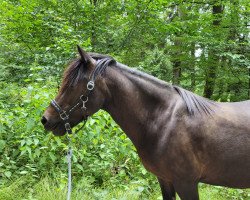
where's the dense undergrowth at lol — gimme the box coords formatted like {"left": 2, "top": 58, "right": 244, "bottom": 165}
{"left": 0, "top": 81, "right": 151, "bottom": 183}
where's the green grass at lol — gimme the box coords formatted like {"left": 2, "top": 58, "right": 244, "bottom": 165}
{"left": 0, "top": 177, "right": 249, "bottom": 200}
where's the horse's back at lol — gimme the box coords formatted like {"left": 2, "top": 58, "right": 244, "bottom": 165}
{"left": 195, "top": 100, "right": 250, "bottom": 188}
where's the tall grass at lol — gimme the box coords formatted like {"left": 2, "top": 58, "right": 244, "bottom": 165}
{"left": 0, "top": 176, "right": 249, "bottom": 200}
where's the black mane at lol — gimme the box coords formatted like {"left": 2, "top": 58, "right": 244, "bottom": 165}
{"left": 173, "top": 86, "right": 216, "bottom": 115}
{"left": 114, "top": 63, "right": 217, "bottom": 116}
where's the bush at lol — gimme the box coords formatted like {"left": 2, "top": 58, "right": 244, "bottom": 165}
{"left": 0, "top": 81, "right": 155, "bottom": 188}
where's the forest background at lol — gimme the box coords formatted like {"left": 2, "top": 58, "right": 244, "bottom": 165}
{"left": 0, "top": 0, "right": 249, "bottom": 199}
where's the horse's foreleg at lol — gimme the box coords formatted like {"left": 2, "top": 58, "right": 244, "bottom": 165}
{"left": 173, "top": 181, "right": 199, "bottom": 200}
{"left": 158, "top": 178, "right": 176, "bottom": 200}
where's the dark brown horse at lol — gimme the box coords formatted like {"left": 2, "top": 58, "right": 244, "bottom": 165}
{"left": 41, "top": 46, "right": 250, "bottom": 200}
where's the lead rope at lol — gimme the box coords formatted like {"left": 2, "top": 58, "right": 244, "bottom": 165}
{"left": 51, "top": 58, "right": 115, "bottom": 200}
{"left": 67, "top": 140, "right": 72, "bottom": 200}
{"left": 65, "top": 120, "right": 88, "bottom": 200}
{"left": 65, "top": 122, "right": 73, "bottom": 200}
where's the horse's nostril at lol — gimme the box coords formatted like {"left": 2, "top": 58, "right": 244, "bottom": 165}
{"left": 41, "top": 116, "right": 47, "bottom": 125}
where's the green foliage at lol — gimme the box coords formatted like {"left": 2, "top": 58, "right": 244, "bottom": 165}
{"left": 139, "top": 46, "right": 173, "bottom": 82}
{"left": 1, "top": 0, "right": 249, "bottom": 100}
{"left": 0, "top": 0, "right": 250, "bottom": 199}
{"left": 0, "top": 81, "right": 154, "bottom": 187}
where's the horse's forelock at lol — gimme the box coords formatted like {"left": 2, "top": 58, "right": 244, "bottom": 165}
{"left": 60, "top": 58, "right": 85, "bottom": 92}
{"left": 59, "top": 53, "right": 115, "bottom": 94}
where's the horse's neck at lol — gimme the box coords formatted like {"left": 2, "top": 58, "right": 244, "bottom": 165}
{"left": 102, "top": 66, "right": 178, "bottom": 147}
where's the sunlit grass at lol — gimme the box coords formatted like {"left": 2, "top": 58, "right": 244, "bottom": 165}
{"left": 0, "top": 177, "right": 249, "bottom": 200}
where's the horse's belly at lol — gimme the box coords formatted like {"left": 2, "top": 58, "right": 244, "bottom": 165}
{"left": 203, "top": 177, "right": 250, "bottom": 189}
{"left": 202, "top": 158, "right": 250, "bottom": 188}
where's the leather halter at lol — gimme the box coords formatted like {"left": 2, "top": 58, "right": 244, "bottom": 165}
{"left": 50, "top": 57, "right": 115, "bottom": 133}
{"left": 49, "top": 57, "right": 115, "bottom": 200}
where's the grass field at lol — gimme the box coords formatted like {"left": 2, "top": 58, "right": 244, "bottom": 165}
{"left": 0, "top": 176, "right": 249, "bottom": 200}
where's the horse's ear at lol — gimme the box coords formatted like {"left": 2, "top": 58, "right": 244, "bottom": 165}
{"left": 77, "top": 45, "right": 94, "bottom": 66}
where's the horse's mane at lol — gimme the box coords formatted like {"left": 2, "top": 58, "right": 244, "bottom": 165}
{"left": 88, "top": 52, "right": 113, "bottom": 60}
{"left": 61, "top": 53, "right": 216, "bottom": 116}
{"left": 113, "top": 61, "right": 217, "bottom": 116}
{"left": 173, "top": 86, "right": 216, "bottom": 115}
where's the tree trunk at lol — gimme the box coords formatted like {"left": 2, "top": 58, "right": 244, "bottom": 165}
{"left": 91, "top": 0, "right": 98, "bottom": 50}
{"left": 248, "top": 69, "right": 250, "bottom": 99}
{"left": 203, "top": 3, "right": 224, "bottom": 98}
{"left": 190, "top": 42, "right": 196, "bottom": 91}
{"left": 172, "top": 36, "right": 182, "bottom": 85}
{"left": 172, "top": 5, "right": 184, "bottom": 85}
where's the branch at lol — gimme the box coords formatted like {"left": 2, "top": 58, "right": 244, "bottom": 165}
{"left": 117, "top": 0, "right": 153, "bottom": 49}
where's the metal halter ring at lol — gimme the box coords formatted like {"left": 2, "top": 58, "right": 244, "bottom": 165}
{"left": 87, "top": 81, "right": 95, "bottom": 91}
{"left": 65, "top": 122, "right": 71, "bottom": 131}
{"left": 80, "top": 95, "right": 88, "bottom": 103}
{"left": 80, "top": 95, "right": 88, "bottom": 110}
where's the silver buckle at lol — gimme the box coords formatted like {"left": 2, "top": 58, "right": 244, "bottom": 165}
{"left": 60, "top": 111, "right": 69, "bottom": 120}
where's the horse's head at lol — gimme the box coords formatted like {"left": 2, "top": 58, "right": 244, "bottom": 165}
{"left": 41, "top": 46, "right": 111, "bottom": 136}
